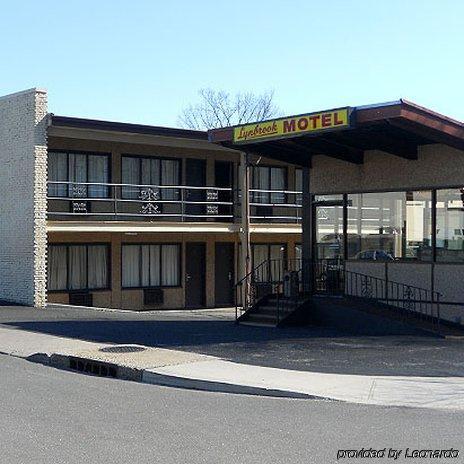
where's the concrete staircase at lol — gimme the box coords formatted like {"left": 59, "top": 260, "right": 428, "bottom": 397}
{"left": 239, "top": 295, "right": 308, "bottom": 327}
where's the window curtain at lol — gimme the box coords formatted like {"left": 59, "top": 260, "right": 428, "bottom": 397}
{"left": 252, "top": 167, "right": 270, "bottom": 204}
{"left": 140, "top": 245, "right": 161, "bottom": 287}
{"left": 88, "top": 156, "right": 109, "bottom": 198}
{"left": 69, "top": 154, "right": 88, "bottom": 198}
{"left": 48, "top": 152, "right": 68, "bottom": 197}
{"left": 48, "top": 245, "right": 67, "bottom": 290}
{"left": 88, "top": 245, "right": 108, "bottom": 288}
{"left": 161, "top": 160, "right": 180, "bottom": 200}
{"left": 161, "top": 245, "right": 179, "bottom": 285}
{"left": 122, "top": 245, "right": 140, "bottom": 287}
{"left": 68, "top": 246, "right": 87, "bottom": 290}
{"left": 122, "top": 157, "right": 140, "bottom": 199}
{"left": 270, "top": 244, "right": 285, "bottom": 281}
{"left": 252, "top": 244, "right": 268, "bottom": 282}
{"left": 141, "top": 158, "right": 160, "bottom": 200}
{"left": 270, "top": 167, "right": 285, "bottom": 204}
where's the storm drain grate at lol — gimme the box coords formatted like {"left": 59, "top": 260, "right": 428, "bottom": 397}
{"left": 99, "top": 345, "right": 146, "bottom": 354}
{"left": 69, "top": 357, "right": 118, "bottom": 378}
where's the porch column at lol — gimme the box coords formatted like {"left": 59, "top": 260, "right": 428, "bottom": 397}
{"left": 239, "top": 152, "right": 252, "bottom": 304}
{"left": 302, "top": 165, "right": 313, "bottom": 293}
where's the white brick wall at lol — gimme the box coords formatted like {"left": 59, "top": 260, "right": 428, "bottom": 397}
{"left": 0, "top": 88, "right": 48, "bottom": 307}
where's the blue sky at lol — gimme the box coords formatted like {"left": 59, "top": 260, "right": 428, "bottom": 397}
{"left": 2, "top": 0, "right": 463, "bottom": 126}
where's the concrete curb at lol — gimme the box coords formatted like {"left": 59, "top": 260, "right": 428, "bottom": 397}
{"left": 24, "top": 351, "right": 329, "bottom": 400}
{"left": 141, "top": 371, "right": 329, "bottom": 400}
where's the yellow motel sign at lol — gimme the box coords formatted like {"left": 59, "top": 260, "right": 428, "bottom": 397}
{"left": 232, "top": 107, "right": 351, "bottom": 144}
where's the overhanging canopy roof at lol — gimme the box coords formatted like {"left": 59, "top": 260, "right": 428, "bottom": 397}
{"left": 208, "top": 100, "right": 464, "bottom": 166}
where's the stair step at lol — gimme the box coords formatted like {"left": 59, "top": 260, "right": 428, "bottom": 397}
{"left": 248, "top": 312, "right": 277, "bottom": 321}
{"left": 267, "top": 299, "right": 305, "bottom": 307}
{"left": 240, "top": 321, "right": 276, "bottom": 328}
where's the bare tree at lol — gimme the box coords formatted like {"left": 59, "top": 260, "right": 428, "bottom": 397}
{"left": 178, "top": 88, "right": 280, "bottom": 130}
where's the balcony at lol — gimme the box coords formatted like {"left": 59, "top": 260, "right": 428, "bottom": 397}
{"left": 47, "top": 181, "right": 302, "bottom": 223}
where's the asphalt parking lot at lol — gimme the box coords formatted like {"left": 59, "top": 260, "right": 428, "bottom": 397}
{"left": 0, "top": 304, "right": 463, "bottom": 377}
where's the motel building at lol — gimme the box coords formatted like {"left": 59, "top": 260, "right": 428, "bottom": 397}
{"left": 1, "top": 88, "right": 464, "bottom": 335}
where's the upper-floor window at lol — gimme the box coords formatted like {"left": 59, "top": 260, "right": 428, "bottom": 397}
{"left": 48, "top": 151, "right": 110, "bottom": 198}
{"left": 251, "top": 166, "right": 286, "bottom": 204}
{"left": 121, "top": 156, "right": 180, "bottom": 200}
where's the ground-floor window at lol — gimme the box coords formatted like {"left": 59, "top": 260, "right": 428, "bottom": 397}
{"left": 48, "top": 244, "right": 110, "bottom": 291}
{"left": 347, "top": 191, "right": 432, "bottom": 261}
{"left": 436, "top": 188, "right": 464, "bottom": 262}
{"left": 251, "top": 243, "right": 286, "bottom": 282}
{"left": 315, "top": 194, "right": 344, "bottom": 261}
{"left": 122, "top": 244, "right": 180, "bottom": 288}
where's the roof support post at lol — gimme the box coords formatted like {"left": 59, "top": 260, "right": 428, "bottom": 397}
{"left": 239, "top": 151, "right": 252, "bottom": 308}
{"left": 302, "top": 164, "right": 313, "bottom": 295}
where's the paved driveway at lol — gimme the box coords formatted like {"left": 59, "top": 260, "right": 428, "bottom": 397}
{"left": 0, "top": 304, "right": 463, "bottom": 377}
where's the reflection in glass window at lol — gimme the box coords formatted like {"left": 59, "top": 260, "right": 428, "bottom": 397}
{"left": 315, "top": 195, "right": 344, "bottom": 262}
{"left": 436, "top": 189, "right": 464, "bottom": 262}
{"left": 347, "top": 191, "right": 432, "bottom": 261}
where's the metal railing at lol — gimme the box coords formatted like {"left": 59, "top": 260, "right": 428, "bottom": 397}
{"left": 47, "top": 181, "right": 303, "bottom": 223}
{"left": 47, "top": 181, "right": 234, "bottom": 221}
{"left": 235, "top": 258, "right": 442, "bottom": 332}
{"left": 234, "top": 258, "right": 304, "bottom": 324}
{"left": 249, "top": 188, "right": 302, "bottom": 223}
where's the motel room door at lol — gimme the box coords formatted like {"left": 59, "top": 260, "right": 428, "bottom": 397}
{"left": 185, "top": 242, "right": 206, "bottom": 308}
{"left": 214, "top": 242, "right": 234, "bottom": 307}
{"left": 186, "top": 159, "right": 206, "bottom": 219}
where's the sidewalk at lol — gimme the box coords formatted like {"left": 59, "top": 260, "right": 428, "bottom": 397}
{"left": 1, "top": 325, "right": 463, "bottom": 411}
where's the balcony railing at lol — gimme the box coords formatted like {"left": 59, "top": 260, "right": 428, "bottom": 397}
{"left": 47, "top": 181, "right": 302, "bottom": 223}
{"left": 250, "top": 188, "right": 302, "bottom": 222}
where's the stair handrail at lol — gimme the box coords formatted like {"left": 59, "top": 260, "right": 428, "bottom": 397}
{"left": 234, "top": 258, "right": 304, "bottom": 322}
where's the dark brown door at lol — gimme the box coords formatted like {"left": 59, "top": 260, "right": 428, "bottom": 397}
{"left": 186, "top": 159, "right": 206, "bottom": 219}
{"left": 214, "top": 242, "right": 234, "bottom": 307}
{"left": 215, "top": 161, "right": 233, "bottom": 219}
{"left": 185, "top": 242, "right": 206, "bottom": 308}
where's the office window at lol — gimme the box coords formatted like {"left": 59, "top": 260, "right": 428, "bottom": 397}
{"left": 251, "top": 166, "right": 286, "bottom": 204}
{"left": 48, "top": 244, "right": 110, "bottom": 291}
{"left": 122, "top": 244, "right": 180, "bottom": 288}
{"left": 436, "top": 188, "right": 464, "bottom": 262}
{"left": 251, "top": 243, "right": 286, "bottom": 282}
{"left": 347, "top": 191, "right": 432, "bottom": 260}
{"left": 121, "top": 156, "right": 180, "bottom": 200}
{"left": 48, "top": 151, "right": 109, "bottom": 198}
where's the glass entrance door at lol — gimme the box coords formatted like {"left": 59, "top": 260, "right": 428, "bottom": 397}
{"left": 314, "top": 195, "right": 345, "bottom": 293}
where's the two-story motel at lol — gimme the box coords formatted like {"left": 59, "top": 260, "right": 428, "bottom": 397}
{"left": 0, "top": 88, "right": 302, "bottom": 310}
{"left": 1, "top": 88, "right": 464, "bottom": 328}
